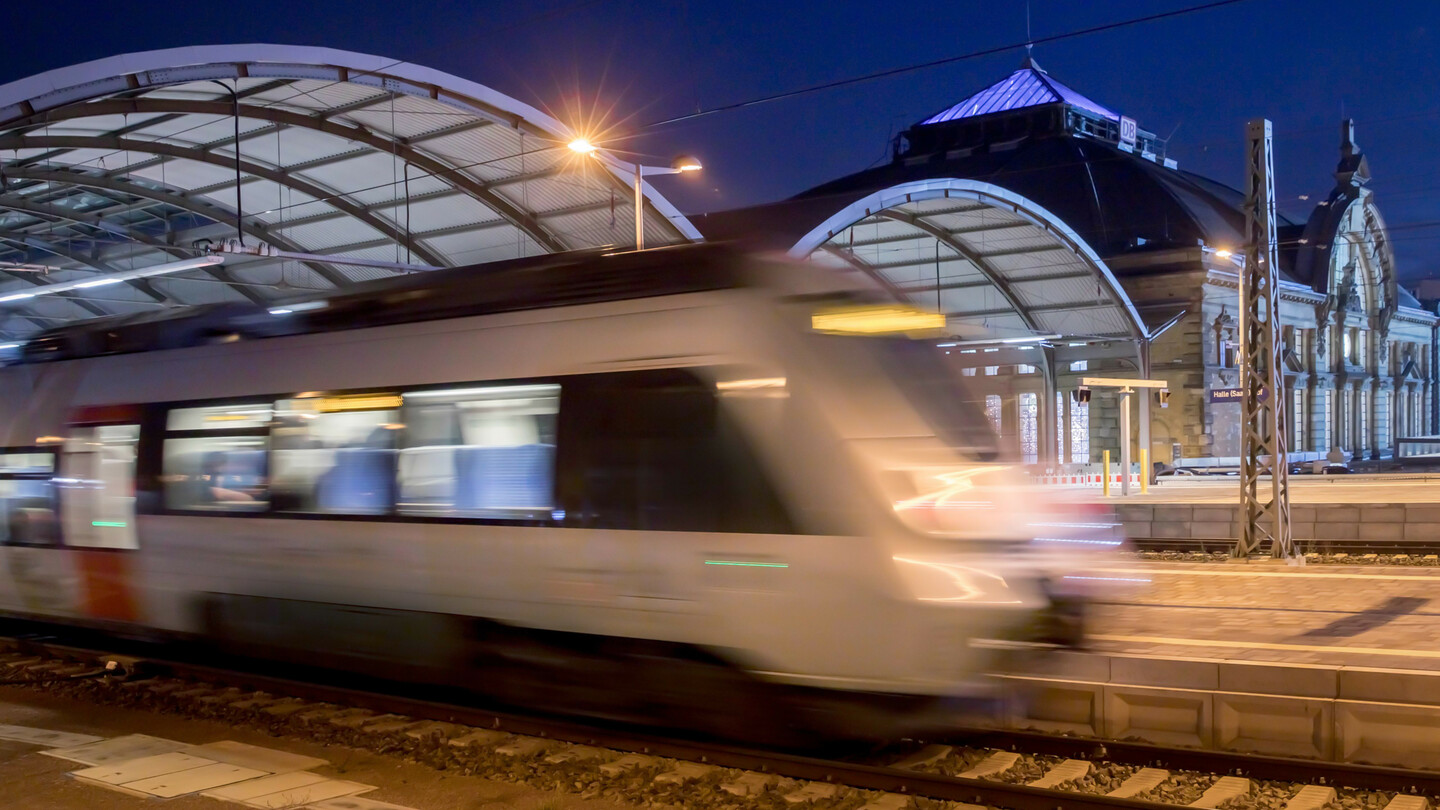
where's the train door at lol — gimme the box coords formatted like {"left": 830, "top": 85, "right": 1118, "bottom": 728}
{"left": 55, "top": 418, "right": 142, "bottom": 622}
{"left": 0, "top": 446, "right": 76, "bottom": 615}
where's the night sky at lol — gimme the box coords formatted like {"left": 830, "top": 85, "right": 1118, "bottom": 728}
{"left": 3, "top": 0, "right": 1437, "bottom": 280}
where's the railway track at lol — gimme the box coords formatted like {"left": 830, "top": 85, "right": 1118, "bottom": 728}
{"left": 0, "top": 631, "right": 1436, "bottom": 810}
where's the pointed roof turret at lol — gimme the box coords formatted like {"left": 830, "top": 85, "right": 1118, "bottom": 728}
{"left": 919, "top": 58, "right": 1119, "bottom": 126}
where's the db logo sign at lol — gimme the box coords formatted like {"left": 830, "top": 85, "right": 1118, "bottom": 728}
{"left": 1120, "top": 116, "right": 1138, "bottom": 147}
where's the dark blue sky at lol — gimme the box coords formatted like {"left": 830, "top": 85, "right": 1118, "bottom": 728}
{"left": 4, "top": 0, "right": 1437, "bottom": 279}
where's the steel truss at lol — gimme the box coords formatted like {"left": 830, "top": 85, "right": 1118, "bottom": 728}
{"left": 1237, "top": 119, "right": 1293, "bottom": 558}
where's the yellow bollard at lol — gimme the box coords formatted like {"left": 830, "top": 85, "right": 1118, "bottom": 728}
{"left": 1140, "top": 448, "right": 1149, "bottom": 494}
{"left": 1103, "top": 450, "right": 1111, "bottom": 497}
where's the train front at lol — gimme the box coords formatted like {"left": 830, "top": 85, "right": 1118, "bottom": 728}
{"left": 763, "top": 298, "right": 1126, "bottom": 734}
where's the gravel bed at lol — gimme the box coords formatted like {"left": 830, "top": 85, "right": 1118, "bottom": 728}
{"left": 1132, "top": 771, "right": 1215, "bottom": 806}
{"left": 1068, "top": 762, "right": 1139, "bottom": 795}
{"left": 1132, "top": 550, "right": 1440, "bottom": 566}
{"left": 909, "top": 746, "right": 997, "bottom": 777}
{"left": 992, "top": 752, "right": 1063, "bottom": 784}
{"left": 1222, "top": 778, "right": 1299, "bottom": 810}
{"left": 1333, "top": 787, "right": 1425, "bottom": 810}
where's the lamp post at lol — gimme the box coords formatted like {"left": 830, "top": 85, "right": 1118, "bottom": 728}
{"left": 568, "top": 139, "right": 701, "bottom": 250}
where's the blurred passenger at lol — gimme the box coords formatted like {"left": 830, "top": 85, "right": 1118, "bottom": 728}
{"left": 203, "top": 454, "right": 256, "bottom": 503}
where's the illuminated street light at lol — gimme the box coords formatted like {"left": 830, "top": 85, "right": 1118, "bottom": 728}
{"left": 568, "top": 137, "right": 702, "bottom": 250}
{"left": 1215, "top": 248, "right": 1233, "bottom": 259}
{"left": 631, "top": 155, "right": 703, "bottom": 250}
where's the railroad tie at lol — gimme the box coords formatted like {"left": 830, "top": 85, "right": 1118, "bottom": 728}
{"left": 1190, "top": 776, "right": 1253, "bottom": 808}
{"left": 958, "top": 751, "right": 1020, "bottom": 779}
{"left": 543, "top": 746, "right": 609, "bottom": 766}
{"left": 891, "top": 744, "right": 953, "bottom": 769}
{"left": 784, "top": 783, "right": 840, "bottom": 804}
{"left": 858, "top": 796, "right": 910, "bottom": 810}
{"left": 1028, "top": 759, "right": 1092, "bottom": 789}
{"left": 1108, "top": 768, "right": 1170, "bottom": 799}
{"left": 598, "top": 753, "right": 659, "bottom": 776}
{"left": 494, "top": 737, "right": 549, "bottom": 758}
{"left": 653, "top": 762, "right": 714, "bottom": 784}
{"left": 1382, "top": 796, "right": 1432, "bottom": 810}
{"left": 1285, "top": 785, "right": 1337, "bottom": 810}
{"left": 446, "top": 729, "right": 507, "bottom": 748}
{"left": 720, "top": 772, "right": 774, "bottom": 796}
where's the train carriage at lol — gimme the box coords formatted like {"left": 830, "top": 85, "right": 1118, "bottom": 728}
{"left": 0, "top": 244, "right": 1109, "bottom": 742}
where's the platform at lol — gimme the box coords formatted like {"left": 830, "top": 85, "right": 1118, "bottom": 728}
{"left": 992, "top": 560, "right": 1440, "bottom": 767}
{"left": 1069, "top": 476, "right": 1440, "bottom": 543}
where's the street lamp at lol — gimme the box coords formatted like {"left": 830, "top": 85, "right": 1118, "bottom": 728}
{"left": 567, "top": 139, "right": 701, "bottom": 250}
{"left": 632, "top": 155, "right": 702, "bottom": 250}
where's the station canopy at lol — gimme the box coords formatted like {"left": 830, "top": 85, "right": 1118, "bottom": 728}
{"left": 0, "top": 45, "right": 700, "bottom": 340}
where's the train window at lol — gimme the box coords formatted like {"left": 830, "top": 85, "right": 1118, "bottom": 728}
{"left": 0, "top": 448, "right": 58, "bottom": 547}
{"left": 398, "top": 384, "right": 559, "bottom": 519}
{"left": 58, "top": 425, "right": 140, "bottom": 549}
{"left": 558, "top": 370, "right": 795, "bottom": 534}
{"left": 162, "top": 435, "right": 270, "bottom": 511}
{"left": 166, "top": 404, "right": 273, "bottom": 431}
{"left": 270, "top": 396, "right": 400, "bottom": 515}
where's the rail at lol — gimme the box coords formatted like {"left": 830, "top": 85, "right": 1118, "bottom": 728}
{"left": 4, "top": 627, "right": 1440, "bottom": 810}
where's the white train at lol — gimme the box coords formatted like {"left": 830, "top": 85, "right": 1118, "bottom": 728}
{"left": 0, "top": 245, "right": 1112, "bottom": 743}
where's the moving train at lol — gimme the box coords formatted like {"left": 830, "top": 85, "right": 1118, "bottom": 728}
{"left": 0, "top": 244, "right": 1114, "bottom": 743}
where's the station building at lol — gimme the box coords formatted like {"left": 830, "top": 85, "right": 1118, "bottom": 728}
{"left": 703, "top": 58, "right": 1437, "bottom": 468}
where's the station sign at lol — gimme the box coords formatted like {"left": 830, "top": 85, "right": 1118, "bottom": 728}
{"left": 1119, "top": 116, "right": 1138, "bottom": 147}
{"left": 1209, "top": 387, "right": 1268, "bottom": 403}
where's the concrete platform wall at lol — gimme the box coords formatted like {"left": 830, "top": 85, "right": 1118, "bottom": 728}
{"left": 996, "top": 651, "right": 1440, "bottom": 768}
{"left": 1111, "top": 503, "right": 1440, "bottom": 545}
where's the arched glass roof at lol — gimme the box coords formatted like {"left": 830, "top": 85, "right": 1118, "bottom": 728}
{"left": 790, "top": 179, "right": 1145, "bottom": 342}
{"left": 0, "top": 45, "right": 700, "bottom": 339}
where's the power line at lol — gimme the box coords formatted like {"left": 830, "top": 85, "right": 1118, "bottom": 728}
{"left": 645, "top": 0, "right": 1258, "bottom": 128}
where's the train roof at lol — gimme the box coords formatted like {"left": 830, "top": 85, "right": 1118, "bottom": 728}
{"left": 15, "top": 244, "right": 775, "bottom": 365}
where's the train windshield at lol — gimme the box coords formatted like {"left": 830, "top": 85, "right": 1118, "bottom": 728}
{"left": 868, "top": 337, "right": 1000, "bottom": 461}
{"left": 809, "top": 331, "right": 999, "bottom": 460}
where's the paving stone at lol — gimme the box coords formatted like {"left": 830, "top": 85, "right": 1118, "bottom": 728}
{"left": 310, "top": 797, "right": 422, "bottom": 810}
{"left": 178, "top": 740, "right": 325, "bottom": 773}
{"left": 653, "top": 762, "right": 714, "bottom": 784}
{"left": 1382, "top": 796, "right": 1432, "bottom": 810}
{"left": 494, "top": 737, "right": 549, "bottom": 758}
{"left": 1190, "top": 776, "right": 1252, "bottom": 808}
{"left": 891, "top": 744, "right": 952, "bottom": 769}
{"left": 446, "top": 729, "right": 507, "bottom": 748}
{"left": 784, "top": 782, "right": 840, "bottom": 803}
{"left": 957, "top": 751, "right": 1019, "bottom": 779}
{"left": 1108, "top": 768, "right": 1170, "bottom": 799}
{"left": 543, "top": 746, "right": 609, "bottom": 765}
{"left": 720, "top": 772, "right": 773, "bottom": 797}
{"left": 598, "top": 753, "right": 660, "bottom": 776}
{"left": 1284, "top": 785, "right": 1337, "bottom": 810}
{"left": 1027, "top": 758, "right": 1091, "bottom": 789}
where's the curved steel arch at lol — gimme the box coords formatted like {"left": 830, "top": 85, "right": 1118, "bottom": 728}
{"left": 0, "top": 164, "right": 352, "bottom": 291}
{"left": 0, "top": 194, "right": 265, "bottom": 307}
{"left": 789, "top": 178, "right": 1147, "bottom": 341}
{"left": 0, "top": 44, "right": 703, "bottom": 245}
{"left": 0, "top": 132, "right": 450, "bottom": 269}
{"left": 875, "top": 208, "right": 1041, "bottom": 333}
